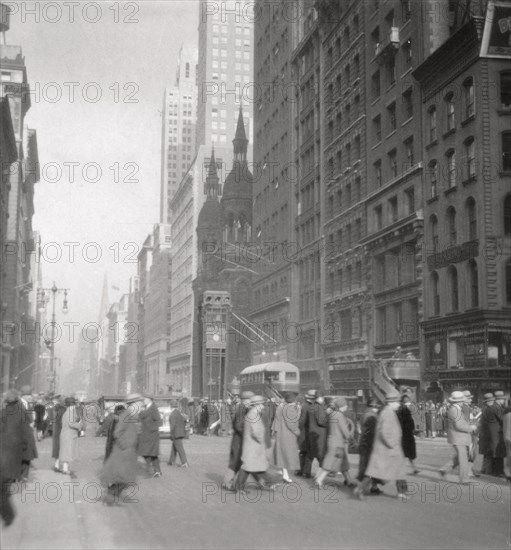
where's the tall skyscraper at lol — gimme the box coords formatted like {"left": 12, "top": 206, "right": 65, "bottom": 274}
{"left": 196, "top": 0, "right": 254, "bottom": 172}
{"left": 160, "top": 45, "right": 198, "bottom": 225}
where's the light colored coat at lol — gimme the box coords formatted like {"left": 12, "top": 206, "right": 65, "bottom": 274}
{"left": 365, "top": 405, "right": 406, "bottom": 481}
{"left": 241, "top": 404, "right": 269, "bottom": 473}
{"left": 272, "top": 402, "right": 300, "bottom": 471}
{"left": 59, "top": 406, "right": 82, "bottom": 463}
{"left": 446, "top": 403, "right": 472, "bottom": 446}
{"left": 322, "top": 410, "right": 351, "bottom": 473}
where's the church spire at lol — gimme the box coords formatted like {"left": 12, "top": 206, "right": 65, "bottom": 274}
{"left": 233, "top": 105, "right": 248, "bottom": 162}
{"left": 205, "top": 147, "right": 220, "bottom": 199}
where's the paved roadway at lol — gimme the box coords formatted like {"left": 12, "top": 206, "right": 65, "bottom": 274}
{"left": 2, "top": 425, "right": 510, "bottom": 550}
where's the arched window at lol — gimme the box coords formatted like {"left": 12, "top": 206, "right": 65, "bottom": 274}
{"left": 463, "top": 77, "right": 475, "bottom": 119}
{"left": 430, "top": 214, "right": 439, "bottom": 252}
{"left": 466, "top": 197, "right": 477, "bottom": 241}
{"left": 448, "top": 265, "right": 459, "bottom": 312}
{"left": 468, "top": 260, "right": 478, "bottom": 308}
{"left": 465, "top": 137, "right": 476, "bottom": 180}
{"left": 503, "top": 131, "right": 511, "bottom": 171}
{"left": 431, "top": 271, "right": 440, "bottom": 315}
{"left": 446, "top": 149, "right": 456, "bottom": 188}
{"left": 445, "top": 92, "right": 455, "bottom": 131}
{"left": 353, "top": 15, "right": 359, "bottom": 35}
{"left": 504, "top": 194, "right": 511, "bottom": 234}
{"left": 428, "top": 105, "right": 437, "bottom": 143}
{"left": 506, "top": 259, "right": 511, "bottom": 304}
{"left": 446, "top": 206, "right": 456, "bottom": 244}
{"left": 429, "top": 160, "right": 438, "bottom": 198}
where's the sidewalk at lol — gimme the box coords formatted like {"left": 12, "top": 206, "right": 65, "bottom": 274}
{"left": 2, "top": 442, "right": 86, "bottom": 550}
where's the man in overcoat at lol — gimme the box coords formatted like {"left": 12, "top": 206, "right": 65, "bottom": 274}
{"left": 52, "top": 395, "right": 66, "bottom": 472}
{"left": 222, "top": 391, "right": 253, "bottom": 490}
{"left": 296, "top": 392, "right": 313, "bottom": 478}
{"left": 137, "top": 396, "right": 162, "bottom": 477}
{"left": 396, "top": 394, "right": 418, "bottom": 474}
{"left": 356, "top": 398, "right": 382, "bottom": 493}
{"left": 272, "top": 392, "right": 300, "bottom": 483}
{"left": 355, "top": 388, "right": 407, "bottom": 499}
{"left": 479, "top": 392, "right": 504, "bottom": 475}
{"left": 440, "top": 391, "right": 477, "bottom": 484}
{"left": 0, "top": 390, "right": 30, "bottom": 526}
{"left": 168, "top": 400, "right": 189, "bottom": 467}
{"left": 306, "top": 390, "right": 328, "bottom": 470}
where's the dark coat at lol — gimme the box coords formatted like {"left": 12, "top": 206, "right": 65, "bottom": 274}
{"left": 52, "top": 404, "right": 66, "bottom": 459}
{"left": 307, "top": 402, "right": 328, "bottom": 463}
{"left": 0, "top": 400, "right": 31, "bottom": 480}
{"left": 357, "top": 409, "right": 378, "bottom": 481}
{"left": 104, "top": 416, "right": 119, "bottom": 462}
{"left": 298, "top": 401, "right": 312, "bottom": 453}
{"left": 137, "top": 402, "right": 161, "bottom": 457}
{"left": 479, "top": 404, "right": 504, "bottom": 457}
{"left": 169, "top": 409, "right": 186, "bottom": 439}
{"left": 34, "top": 403, "right": 46, "bottom": 431}
{"left": 228, "top": 402, "right": 245, "bottom": 472}
{"left": 100, "top": 409, "right": 140, "bottom": 486}
{"left": 22, "top": 421, "right": 38, "bottom": 462}
{"left": 397, "top": 404, "right": 417, "bottom": 460}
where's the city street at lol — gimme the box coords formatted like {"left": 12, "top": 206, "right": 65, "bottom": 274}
{"left": 3, "top": 426, "right": 510, "bottom": 550}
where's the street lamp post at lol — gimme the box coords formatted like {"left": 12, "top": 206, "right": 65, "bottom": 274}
{"left": 38, "top": 283, "right": 69, "bottom": 395}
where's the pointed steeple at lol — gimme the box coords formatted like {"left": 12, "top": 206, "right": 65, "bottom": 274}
{"left": 233, "top": 105, "right": 248, "bottom": 162}
{"left": 98, "top": 272, "right": 109, "bottom": 323}
{"left": 205, "top": 147, "right": 220, "bottom": 199}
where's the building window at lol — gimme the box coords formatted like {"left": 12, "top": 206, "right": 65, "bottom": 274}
{"left": 372, "top": 70, "right": 381, "bottom": 99}
{"left": 402, "top": 0, "right": 412, "bottom": 21}
{"left": 387, "top": 55, "right": 396, "bottom": 86}
{"left": 340, "top": 310, "right": 352, "bottom": 341}
{"left": 447, "top": 206, "right": 457, "bottom": 244}
{"left": 374, "top": 159, "right": 382, "bottom": 187}
{"left": 387, "top": 102, "right": 397, "bottom": 132}
{"left": 463, "top": 77, "right": 475, "bottom": 119}
{"left": 389, "top": 196, "right": 398, "bottom": 222}
{"left": 501, "top": 71, "right": 511, "bottom": 108}
{"left": 504, "top": 194, "right": 511, "bottom": 234}
{"left": 402, "top": 88, "right": 413, "bottom": 119}
{"left": 466, "top": 197, "right": 477, "bottom": 241}
{"left": 354, "top": 135, "right": 361, "bottom": 160}
{"left": 405, "top": 187, "right": 415, "bottom": 214}
{"left": 465, "top": 137, "right": 476, "bottom": 180}
{"left": 446, "top": 149, "right": 456, "bottom": 188}
{"left": 373, "top": 115, "right": 382, "bottom": 143}
{"left": 448, "top": 265, "right": 459, "bottom": 312}
{"left": 428, "top": 106, "right": 437, "bottom": 143}
{"left": 431, "top": 272, "right": 440, "bottom": 315}
{"left": 403, "top": 38, "right": 412, "bottom": 68}
{"left": 430, "top": 214, "right": 439, "bottom": 252}
{"left": 446, "top": 92, "right": 455, "bottom": 131}
{"left": 375, "top": 205, "right": 383, "bottom": 230}
{"left": 507, "top": 259, "right": 511, "bottom": 304}
{"left": 468, "top": 260, "right": 478, "bottom": 308}
{"left": 429, "top": 160, "right": 438, "bottom": 198}
{"left": 388, "top": 149, "right": 398, "bottom": 178}
{"left": 503, "top": 131, "right": 511, "bottom": 171}
{"left": 404, "top": 137, "right": 414, "bottom": 168}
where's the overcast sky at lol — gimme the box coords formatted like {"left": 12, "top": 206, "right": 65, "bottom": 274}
{"left": 7, "top": 1, "right": 199, "bottom": 377}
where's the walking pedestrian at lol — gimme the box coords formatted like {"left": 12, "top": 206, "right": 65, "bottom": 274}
{"left": 296, "top": 391, "right": 313, "bottom": 478}
{"left": 222, "top": 391, "right": 253, "bottom": 491}
{"left": 315, "top": 396, "right": 354, "bottom": 489}
{"left": 396, "top": 395, "right": 418, "bottom": 474}
{"left": 104, "top": 405, "right": 125, "bottom": 462}
{"left": 355, "top": 388, "right": 407, "bottom": 499}
{"left": 0, "top": 389, "right": 30, "bottom": 527}
{"left": 440, "top": 391, "right": 478, "bottom": 484}
{"left": 138, "top": 395, "right": 162, "bottom": 477}
{"left": 236, "top": 395, "right": 272, "bottom": 492}
{"left": 20, "top": 408, "right": 38, "bottom": 482}
{"left": 503, "top": 400, "right": 511, "bottom": 482}
{"left": 307, "top": 390, "right": 328, "bottom": 471}
{"left": 168, "top": 400, "right": 189, "bottom": 468}
{"left": 478, "top": 392, "right": 505, "bottom": 476}
{"left": 33, "top": 398, "right": 46, "bottom": 441}
{"left": 59, "top": 396, "right": 83, "bottom": 476}
{"left": 99, "top": 393, "right": 143, "bottom": 505}
{"left": 52, "top": 395, "right": 66, "bottom": 472}
{"left": 272, "top": 392, "right": 300, "bottom": 484}
{"left": 356, "top": 398, "right": 382, "bottom": 494}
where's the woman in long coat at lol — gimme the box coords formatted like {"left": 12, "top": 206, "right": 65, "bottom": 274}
{"left": 355, "top": 390, "right": 407, "bottom": 499}
{"left": 59, "top": 397, "right": 83, "bottom": 475}
{"left": 137, "top": 397, "right": 162, "bottom": 477}
{"left": 396, "top": 395, "right": 418, "bottom": 474}
{"left": 104, "top": 405, "right": 126, "bottom": 462}
{"left": 99, "top": 405, "right": 140, "bottom": 505}
{"left": 314, "top": 397, "right": 353, "bottom": 488}
{"left": 20, "top": 410, "right": 38, "bottom": 481}
{"left": 52, "top": 397, "right": 66, "bottom": 471}
{"left": 236, "top": 396, "right": 270, "bottom": 491}
{"left": 272, "top": 392, "right": 300, "bottom": 483}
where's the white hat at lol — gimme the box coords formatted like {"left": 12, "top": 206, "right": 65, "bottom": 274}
{"left": 448, "top": 391, "right": 466, "bottom": 403}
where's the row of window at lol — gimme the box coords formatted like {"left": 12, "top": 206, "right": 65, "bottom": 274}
{"left": 327, "top": 262, "right": 364, "bottom": 297}
{"left": 325, "top": 307, "right": 364, "bottom": 343}
{"left": 327, "top": 176, "right": 362, "bottom": 219}
{"left": 430, "top": 198, "right": 477, "bottom": 250}
{"left": 376, "top": 298, "right": 419, "bottom": 346}
{"left": 327, "top": 219, "right": 363, "bottom": 256}
{"left": 372, "top": 136, "right": 415, "bottom": 188}
{"left": 431, "top": 261, "right": 479, "bottom": 315}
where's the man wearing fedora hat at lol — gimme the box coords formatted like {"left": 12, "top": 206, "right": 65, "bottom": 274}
{"left": 478, "top": 392, "right": 506, "bottom": 476}
{"left": 296, "top": 390, "right": 315, "bottom": 478}
{"left": 137, "top": 395, "right": 163, "bottom": 478}
{"left": 439, "top": 391, "right": 477, "bottom": 484}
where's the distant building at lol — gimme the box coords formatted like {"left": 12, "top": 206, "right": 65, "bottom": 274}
{"left": 160, "top": 45, "right": 198, "bottom": 225}
{"left": 123, "top": 276, "right": 139, "bottom": 394}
